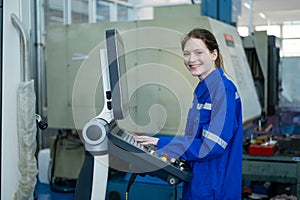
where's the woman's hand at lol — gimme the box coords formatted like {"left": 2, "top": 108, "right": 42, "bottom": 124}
{"left": 134, "top": 135, "right": 159, "bottom": 146}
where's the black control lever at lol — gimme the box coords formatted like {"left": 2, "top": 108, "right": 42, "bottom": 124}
{"left": 170, "top": 157, "right": 191, "bottom": 172}
{"left": 35, "top": 114, "right": 48, "bottom": 130}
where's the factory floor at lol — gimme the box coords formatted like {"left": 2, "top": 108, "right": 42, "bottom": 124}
{"left": 34, "top": 173, "right": 182, "bottom": 200}
{"left": 34, "top": 177, "right": 298, "bottom": 200}
{"left": 34, "top": 181, "right": 74, "bottom": 200}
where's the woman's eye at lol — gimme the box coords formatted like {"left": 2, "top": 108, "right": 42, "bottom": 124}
{"left": 195, "top": 51, "right": 202, "bottom": 55}
{"left": 183, "top": 52, "right": 190, "bottom": 57}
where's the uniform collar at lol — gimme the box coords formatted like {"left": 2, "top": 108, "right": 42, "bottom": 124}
{"left": 194, "top": 68, "right": 224, "bottom": 98}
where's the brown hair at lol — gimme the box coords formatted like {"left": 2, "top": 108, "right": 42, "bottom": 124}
{"left": 181, "top": 28, "right": 225, "bottom": 71}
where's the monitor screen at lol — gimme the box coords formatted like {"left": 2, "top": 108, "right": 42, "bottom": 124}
{"left": 105, "top": 28, "right": 129, "bottom": 120}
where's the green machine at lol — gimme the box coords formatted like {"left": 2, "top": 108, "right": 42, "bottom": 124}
{"left": 45, "top": 4, "right": 264, "bottom": 199}
{"left": 46, "top": 4, "right": 261, "bottom": 133}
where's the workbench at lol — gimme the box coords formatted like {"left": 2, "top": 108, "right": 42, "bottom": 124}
{"left": 243, "top": 154, "right": 300, "bottom": 197}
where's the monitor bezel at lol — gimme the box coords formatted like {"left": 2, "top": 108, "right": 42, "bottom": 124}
{"left": 105, "top": 28, "right": 129, "bottom": 120}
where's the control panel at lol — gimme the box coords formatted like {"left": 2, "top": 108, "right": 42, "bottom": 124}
{"left": 108, "top": 125, "right": 193, "bottom": 185}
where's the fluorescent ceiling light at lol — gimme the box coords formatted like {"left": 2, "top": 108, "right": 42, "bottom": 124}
{"left": 259, "top": 12, "right": 266, "bottom": 19}
{"left": 244, "top": 2, "right": 250, "bottom": 9}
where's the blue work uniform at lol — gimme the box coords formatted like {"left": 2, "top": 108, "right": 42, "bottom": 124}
{"left": 157, "top": 68, "right": 243, "bottom": 200}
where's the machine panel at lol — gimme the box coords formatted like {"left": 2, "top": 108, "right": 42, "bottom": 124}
{"left": 108, "top": 125, "right": 193, "bottom": 185}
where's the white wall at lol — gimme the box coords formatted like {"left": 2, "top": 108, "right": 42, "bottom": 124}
{"left": 1, "top": 0, "right": 32, "bottom": 199}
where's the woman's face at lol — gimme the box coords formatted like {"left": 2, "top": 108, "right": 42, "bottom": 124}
{"left": 183, "top": 38, "right": 217, "bottom": 79}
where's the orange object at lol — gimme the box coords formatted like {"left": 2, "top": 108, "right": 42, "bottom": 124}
{"left": 160, "top": 153, "right": 169, "bottom": 162}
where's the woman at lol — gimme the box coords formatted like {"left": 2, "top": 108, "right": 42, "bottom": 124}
{"left": 134, "top": 28, "right": 243, "bottom": 200}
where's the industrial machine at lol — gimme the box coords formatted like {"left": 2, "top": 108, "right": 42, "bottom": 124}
{"left": 242, "top": 32, "right": 281, "bottom": 116}
{"left": 46, "top": 5, "right": 263, "bottom": 200}
{"left": 47, "top": 5, "right": 261, "bottom": 132}
{"left": 74, "top": 28, "right": 193, "bottom": 200}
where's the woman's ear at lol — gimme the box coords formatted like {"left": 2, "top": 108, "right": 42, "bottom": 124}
{"left": 211, "top": 49, "right": 218, "bottom": 61}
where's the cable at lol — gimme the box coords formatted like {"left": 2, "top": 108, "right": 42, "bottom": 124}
{"left": 125, "top": 173, "right": 137, "bottom": 200}
{"left": 174, "top": 185, "right": 177, "bottom": 200}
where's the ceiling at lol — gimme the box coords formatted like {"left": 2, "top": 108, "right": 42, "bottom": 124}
{"left": 238, "top": 0, "right": 300, "bottom": 26}
{"left": 46, "top": 0, "right": 300, "bottom": 27}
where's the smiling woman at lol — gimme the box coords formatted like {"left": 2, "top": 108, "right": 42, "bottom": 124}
{"left": 181, "top": 29, "right": 223, "bottom": 81}
{"left": 182, "top": 38, "right": 217, "bottom": 80}
{"left": 134, "top": 28, "right": 244, "bottom": 200}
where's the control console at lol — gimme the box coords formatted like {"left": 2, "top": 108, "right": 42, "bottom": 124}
{"left": 108, "top": 124, "right": 193, "bottom": 185}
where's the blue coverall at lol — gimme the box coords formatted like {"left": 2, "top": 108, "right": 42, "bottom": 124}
{"left": 157, "top": 68, "right": 243, "bottom": 200}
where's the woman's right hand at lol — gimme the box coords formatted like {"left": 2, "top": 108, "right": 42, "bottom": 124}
{"left": 133, "top": 135, "right": 159, "bottom": 146}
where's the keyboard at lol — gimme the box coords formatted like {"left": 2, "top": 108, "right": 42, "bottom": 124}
{"left": 108, "top": 125, "right": 193, "bottom": 185}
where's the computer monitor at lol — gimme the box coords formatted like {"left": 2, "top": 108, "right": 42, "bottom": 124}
{"left": 105, "top": 28, "right": 129, "bottom": 120}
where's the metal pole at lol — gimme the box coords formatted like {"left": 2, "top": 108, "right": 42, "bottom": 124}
{"left": 11, "top": 13, "right": 30, "bottom": 82}
{"left": 248, "top": 0, "right": 253, "bottom": 35}
{"left": 88, "top": 0, "right": 96, "bottom": 23}
{"left": 64, "top": 0, "right": 71, "bottom": 25}
{"left": 35, "top": 0, "right": 46, "bottom": 149}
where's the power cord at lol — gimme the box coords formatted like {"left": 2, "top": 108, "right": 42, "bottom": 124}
{"left": 174, "top": 185, "right": 178, "bottom": 200}
{"left": 125, "top": 173, "right": 137, "bottom": 200}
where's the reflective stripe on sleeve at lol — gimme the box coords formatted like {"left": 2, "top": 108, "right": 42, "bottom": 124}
{"left": 197, "top": 92, "right": 239, "bottom": 111}
{"left": 197, "top": 103, "right": 212, "bottom": 110}
{"left": 197, "top": 92, "right": 239, "bottom": 110}
{"left": 235, "top": 92, "right": 240, "bottom": 99}
{"left": 202, "top": 129, "right": 228, "bottom": 149}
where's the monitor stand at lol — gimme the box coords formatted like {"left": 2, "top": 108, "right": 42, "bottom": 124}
{"left": 74, "top": 49, "right": 114, "bottom": 200}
